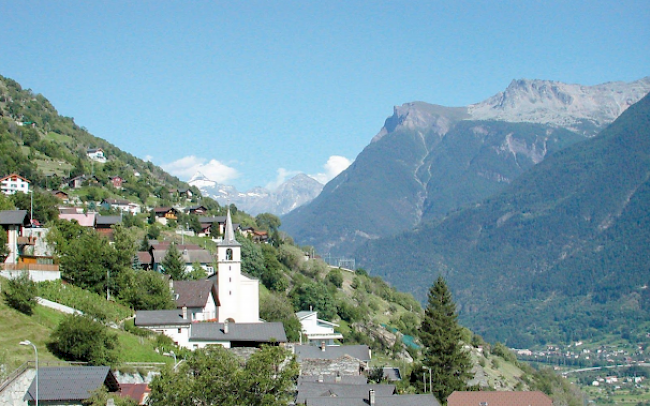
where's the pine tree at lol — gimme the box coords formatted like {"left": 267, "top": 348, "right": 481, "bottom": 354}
{"left": 162, "top": 243, "right": 185, "bottom": 280}
{"left": 419, "top": 276, "right": 472, "bottom": 403}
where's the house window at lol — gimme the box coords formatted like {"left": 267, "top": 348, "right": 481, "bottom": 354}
{"left": 229, "top": 277, "right": 231, "bottom": 282}
{"left": 229, "top": 291, "right": 232, "bottom": 295}
{"left": 226, "top": 249, "right": 233, "bottom": 260}
{"left": 178, "top": 328, "right": 182, "bottom": 333}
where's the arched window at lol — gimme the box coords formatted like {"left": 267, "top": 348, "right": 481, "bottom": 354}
{"left": 226, "top": 248, "right": 233, "bottom": 260}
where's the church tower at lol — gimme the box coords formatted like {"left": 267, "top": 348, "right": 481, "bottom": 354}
{"left": 216, "top": 208, "right": 241, "bottom": 322}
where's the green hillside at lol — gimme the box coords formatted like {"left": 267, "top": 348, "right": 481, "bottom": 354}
{"left": 0, "top": 75, "right": 196, "bottom": 211}
{"left": 358, "top": 92, "right": 650, "bottom": 347}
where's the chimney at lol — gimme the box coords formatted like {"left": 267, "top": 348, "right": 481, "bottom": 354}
{"left": 182, "top": 306, "right": 187, "bottom": 320}
{"left": 317, "top": 374, "right": 323, "bottom": 383}
{"left": 335, "top": 373, "right": 341, "bottom": 383}
{"left": 321, "top": 341, "right": 326, "bottom": 352}
{"left": 224, "top": 319, "right": 229, "bottom": 334}
{"left": 369, "top": 389, "right": 376, "bottom": 405}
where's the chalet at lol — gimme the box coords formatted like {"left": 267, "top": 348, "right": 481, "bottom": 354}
{"left": 51, "top": 190, "right": 70, "bottom": 203}
{"left": 447, "top": 391, "right": 552, "bottom": 406}
{"left": 87, "top": 147, "right": 107, "bottom": 163}
{"left": 198, "top": 216, "right": 240, "bottom": 238}
{"left": 0, "top": 173, "right": 30, "bottom": 195}
{"left": 178, "top": 187, "right": 193, "bottom": 199}
{"left": 240, "top": 226, "right": 269, "bottom": 243}
{"left": 186, "top": 205, "right": 208, "bottom": 215}
{"left": 134, "top": 309, "right": 192, "bottom": 348}
{"left": 108, "top": 175, "right": 123, "bottom": 189}
{"left": 67, "top": 175, "right": 100, "bottom": 189}
{"left": 297, "top": 310, "right": 344, "bottom": 346}
{"left": 153, "top": 207, "right": 179, "bottom": 225}
{"left": 24, "top": 366, "right": 120, "bottom": 405}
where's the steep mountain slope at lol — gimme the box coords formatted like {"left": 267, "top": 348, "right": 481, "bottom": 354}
{"left": 189, "top": 172, "right": 323, "bottom": 216}
{"left": 283, "top": 77, "right": 650, "bottom": 257}
{"left": 357, "top": 92, "right": 650, "bottom": 347}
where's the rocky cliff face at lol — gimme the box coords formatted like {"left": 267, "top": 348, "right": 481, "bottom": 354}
{"left": 189, "top": 172, "right": 323, "bottom": 216}
{"left": 468, "top": 77, "right": 650, "bottom": 135}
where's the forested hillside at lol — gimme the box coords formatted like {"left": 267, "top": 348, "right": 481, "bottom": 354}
{"left": 358, "top": 92, "right": 650, "bottom": 347}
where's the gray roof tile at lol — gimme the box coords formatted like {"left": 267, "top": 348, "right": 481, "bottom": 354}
{"left": 25, "top": 366, "right": 119, "bottom": 402}
{"left": 294, "top": 345, "right": 371, "bottom": 361}
{"left": 0, "top": 210, "right": 29, "bottom": 226}
{"left": 190, "top": 322, "right": 287, "bottom": 343}
{"left": 134, "top": 310, "right": 192, "bottom": 326}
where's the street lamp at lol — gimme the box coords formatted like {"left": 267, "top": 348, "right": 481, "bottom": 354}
{"left": 20, "top": 340, "right": 38, "bottom": 406}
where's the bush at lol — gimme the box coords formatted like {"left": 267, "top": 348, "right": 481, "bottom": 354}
{"left": 3, "top": 273, "right": 38, "bottom": 315}
{"left": 50, "top": 314, "right": 119, "bottom": 366}
{"left": 326, "top": 269, "right": 344, "bottom": 288}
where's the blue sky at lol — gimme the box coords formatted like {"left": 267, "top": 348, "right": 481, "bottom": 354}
{"left": 1, "top": 1, "right": 648, "bottom": 191}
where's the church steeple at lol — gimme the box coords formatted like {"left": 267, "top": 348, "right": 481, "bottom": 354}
{"left": 219, "top": 208, "right": 240, "bottom": 246}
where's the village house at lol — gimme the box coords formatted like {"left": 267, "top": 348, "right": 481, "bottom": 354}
{"left": 0, "top": 173, "right": 30, "bottom": 195}
{"left": 170, "top": 279, "right": 218, "bottom": 321}
{"left": 294, "top": 344, "right": 372, "bottom": 378}
{"left": 295, "top": 380, "right": 440, "bottom": 406}
{"left": 153, "top": 207, "right": 179, "bottom": 225}
{"left": 297, "top": 310, "right": 344, "bottom": 346}
{"left": 108, "top": 175, "right": 123, "bottom": 189}
{"left": 101, "top": 198, "right": 140, "bottom": 214}
{"left": 86, "top": 147, "right": 107, "bottom": 163}
{"left": 447, "top": 391, "right": 552, "bottom": 406}
{"left": 240, "top": 226, "right": 269, "bottom": 243}
{"left": 148, "top": 242, "right": 215, "bottom": 275}
{"left": 51, "top": 190, "right": 70, "bottom": 203}
{"left": 185, "top": 205, "right": 208, "bottom": 215}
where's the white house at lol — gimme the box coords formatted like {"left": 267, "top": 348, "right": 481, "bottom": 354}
{"left": 297, "top": 310, "right": 344, "bottom": 346}
{"left": 87, "top": 148, "right": 107, "bottom": 163}
{"left": 0, "top": 174, "right": 30, "bottom": 195}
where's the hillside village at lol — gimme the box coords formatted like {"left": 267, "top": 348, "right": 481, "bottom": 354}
{"left": 0, "top": 155, "right": 566, "bottom": 404}
{"left": 3, "top": 75, "right": 648, "bottom": 405}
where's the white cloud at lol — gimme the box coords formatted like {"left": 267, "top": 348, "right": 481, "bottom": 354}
{"left": 310, "top": 155, "right": 352, "bottom": 184}
{"left": 161, "top": 155, "right": 239, "bottom": 183}
{"left": 266, "top": 168, "right": 300, "bottom": 190}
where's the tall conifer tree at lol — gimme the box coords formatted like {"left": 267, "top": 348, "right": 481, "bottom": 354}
{"left": 420, "top": 276, "right": 472, "bottom": 403}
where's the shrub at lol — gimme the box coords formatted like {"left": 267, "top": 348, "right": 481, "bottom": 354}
{"left": 3, "top": 273, "right": 38, "bottom": 315}
{"left": 50, "top": 314, "right": 119, "bottom": 366}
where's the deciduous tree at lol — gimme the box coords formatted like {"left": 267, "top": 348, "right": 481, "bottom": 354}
{"left": 3, "top": 272, "right": 38, "bottom": 315}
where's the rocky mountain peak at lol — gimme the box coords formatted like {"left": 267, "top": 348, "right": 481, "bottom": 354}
{"left": 372, "top": 102, "right": 469, "bottom": 142}
{"left": 468, "top": 77, "right": 650, "bottom": 135}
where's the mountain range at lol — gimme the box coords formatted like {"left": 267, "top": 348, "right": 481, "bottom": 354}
{"left": 282, "top": 77, "right": 650, "bottom": 257}
{"left": 188, "top": 172, "right": 323, "bottom": 216}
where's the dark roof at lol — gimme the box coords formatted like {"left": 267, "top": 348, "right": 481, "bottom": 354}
{"left": 95, "top": 215, "right": 122, "bottom": 226}
{"left": 298, "top": 375, "right": 368, "bottom": 385}
{"left": 447, "top": 391, "right": 552, "bottom": 406}
{"left": 0, "top": 210, "right": 29, "bottom": 226}
{"left": 294, "top": 345, "right": 371, "bottom": 361}
{"left": 305, "top": 394, "right": 439, "bottom": 406}
{"left": 150, "top": 242, "right": 202, "bottom": 251}
{"left": 198, "top": 215, "right": 226, "bottom": 224}
{"left": 25, "top": 366, "right": 119, "bottom": 402}
{"left": 190, "top": 322, "right": 287, "bottom": 343}
{"left": 383, "top": 367, "right": 402, "bottom": 381}
{"left": 296, "top": 382, "right": 395, "bottom": 404}
{"left": 102, "top": 198, "right": 131, "bottom": 205}
{"left": 152, "top": 249, "right": 214, "bottom": 265}
{"left": 153, "top": 207, "right": 177, "bottom": 214}
{"left": 134, "top": 310, "right": 192, "bottom": 326}
{"left": 172, "top": 280, "right": 217, "bottom": 308}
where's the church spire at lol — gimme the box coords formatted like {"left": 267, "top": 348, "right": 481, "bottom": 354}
{"left": 220, "top": 207, "right": 240, "bottom": 246}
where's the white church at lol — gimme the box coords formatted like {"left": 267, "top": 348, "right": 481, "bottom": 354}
{"left": 135, "top": 210, "right": 287, "bottom": 349}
